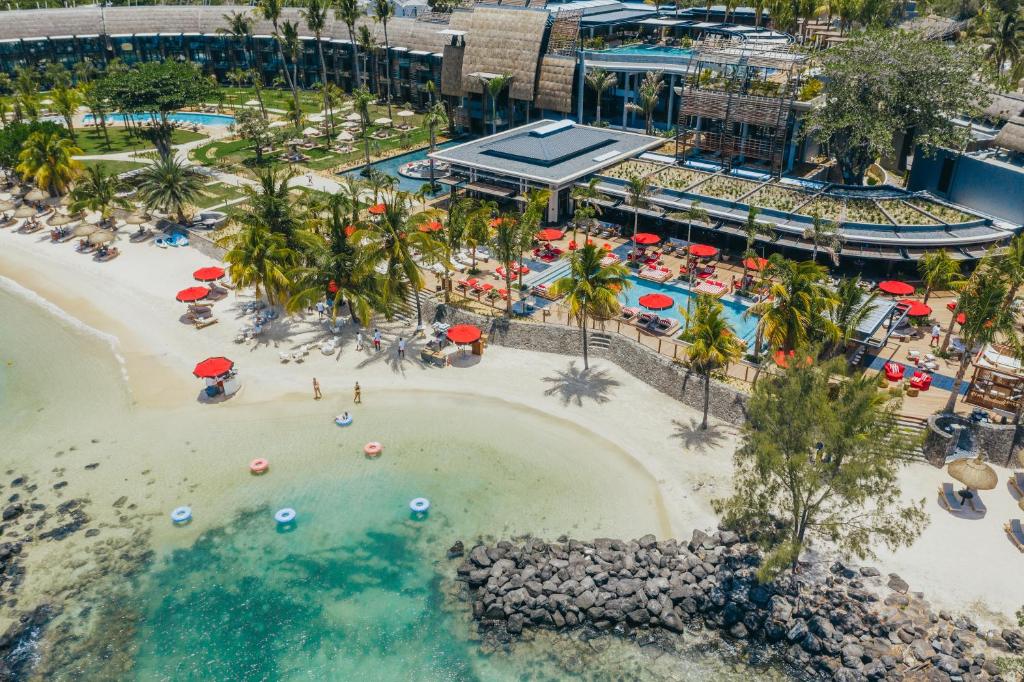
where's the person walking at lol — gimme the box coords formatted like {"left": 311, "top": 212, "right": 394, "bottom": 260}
{"left": 315, "top": 300, "right": 325, "bottom": 320}
{"left": 930, "top": 323, "right": 941, "bottom": 347}
{"left": 398, "top": 337, "right": 406, "bottom": 360}
{"left": 353, "top": 381, "right": 361, "bottom": 404}
{"left": 313, "top": 377, "right": 322, "bottom": 400}
{"left": 356, "top": 330, "right": 364, "bottom": 351}
{"left": 373, "top": 328, "right": 382, "bottom": 352}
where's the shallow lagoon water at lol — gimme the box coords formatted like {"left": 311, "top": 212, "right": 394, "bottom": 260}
{"left": 0, "top": 284, "right": 783, "bottom": 680}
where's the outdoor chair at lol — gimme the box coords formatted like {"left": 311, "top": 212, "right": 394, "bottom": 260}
{"left": 1005, "top": 519, "right": 1024, "bottom": 552}
{"left": 938, "top": 482, "right": 964, "bottom": 512}
{"left": 1011, "top": 472, "right": 1024, "bottom": 498}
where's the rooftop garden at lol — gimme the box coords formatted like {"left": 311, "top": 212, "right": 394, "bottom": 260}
{"left": 906, "top": 198, "right": 979, "bottom": 225}
{"left": 844, "top": 199, "right": 893, "bottom": 226}
{"left": 743, "top": 184, "right": 810, "bottom": 214}
{"left": 692, "top": 174, "right": 761, "bottom": 201}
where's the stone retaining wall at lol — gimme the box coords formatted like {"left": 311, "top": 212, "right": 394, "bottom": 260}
{"left": 924, "top": 416, "right": 1020, "bottom": 468}
{"left": 425, "top": 301, "right": 749, "bottom": 426}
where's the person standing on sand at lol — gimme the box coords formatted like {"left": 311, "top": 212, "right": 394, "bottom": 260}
{"left": 353, "top": 382, "right": 361, "bottom": 403}
{"left": 356, "top": 330, "right": 364, "bottom": 351}
{"left": 316, "top": 300, "right": 325, "bottom": 320}
{"left": 930, "top": 323, "right": 941, "bottom": 347}
{"left": 313, "top": 378, "right": 322, "bottom": 400}
{"left": 373, "top": 328, "right": 382, "bottom": 352}
{"left": 398, "top": 337, "right": 406, "bottom": 360}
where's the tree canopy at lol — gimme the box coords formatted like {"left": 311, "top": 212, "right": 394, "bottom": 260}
{"left": 0, "top": 121, "right": 67, "bottom": 168}
{"left": 806, "top": 30, "right": 987, "bottom": 184}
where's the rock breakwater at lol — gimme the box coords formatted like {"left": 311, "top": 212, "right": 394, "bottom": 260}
{"left": 451, "top": 531, "right": 1024, "bottom": 681}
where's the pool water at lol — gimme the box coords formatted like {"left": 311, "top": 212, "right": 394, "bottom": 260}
{"left": 83, "top": 112, "right": 235, "bottom": 127}
{"left": 342, "top": 140, "right": 461, "bottom": 194}
{"left": 621, "top": 276, "right": 759, "bottom": 341}
{"left": 602, "top": 44, "right": 695, "bottom": 58}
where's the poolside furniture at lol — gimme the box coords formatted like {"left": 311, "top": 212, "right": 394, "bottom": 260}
{"left": 279, "top": 351, "right": 291, "bottom": 363}
{"left": 907, "top": 349, "right": 921, "bottom": 362}
{"left": 1005, "top": 519, "right": 1024, "bottom": 552}
{"left": 599, "top": 253, "right": 620, "bottom": 267}
{"left": 938, "top": 482, "right": 965, "bottom": 512}
{"left": 193, "top": 317, "right": 218, "bottom": 330}
{"left": 652, "top": 317, "right": 680, "bottom": 335}
{"left": 884, "top": 362, "right": 905, "bottom": 381}
{"left": 637, "top": 312, "right": 656, "bottom": 327}
{"left": 620, "top": 306, "right": 638, "bottom": 321}
{"left": 694, "top": 279, "right": 728, "bottom": 297}
{"left": 321, "top": 339, "right": 336, "bottom": 355}
{"left": 909, "top": 371, "right": 932, "bottom": 391}
{"left": 967, "top": 491, "right": 987, "bottom": 515}
{"left": 1011, "top": 472, "right": 1024, "bottom": 497}
{"left": 638, "top": 265, "right": 672, "bottom": 283}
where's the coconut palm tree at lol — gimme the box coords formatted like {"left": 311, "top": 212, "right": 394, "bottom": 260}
{"left": 353, "top": 87, "right": 375, "bottom": 168}
{"left": 741, "top": 205, "right": 770, "bottom": 283}
{"left": 52, "top": 85, "right": 82, "bottom": 143}
{"left": 372, "top": 0, "right": 395, "bottom": 120}
{"left": 548, "top": 243, "right": 632, "bottom": 370}
{"left": 134, "top": 155, "right": 207, "bottom": 225}
{"left": 681, "top": 295, "right": 744, "bottom": 429}
{"left": 357, "top": 26, "right": 378, "bottom": 97}
{"left": 247, "top": 69, "right": 269, "bottom": 120}
{"left": 625, "top": 174, "right": 652, "bottom": 246}
{"left": 975, "top": 8, "right": 1024, "bottom": 83}
{"left": 68, "top": 165, "right": 130, "bottom": 223}
{"left": 829, "top": 276, "right": 878, "bottom": 354}
{"left": 16, "top": 131, "right": 82, "bottom": 196}
{"left": 917, "top": 249, "right": 962, "bottom": 305}
{"left": 423, "top": 99, "right": 449, "bottom": 191}
{"left": 259, "top": 0, "right": 301, "bottom": 116}
{"left": 218, "top": 10, "right": 255, "bottom": 73}
{"left": 485, "top": 74, "right": 512, "bottom": 135}
{"left": 302, "top": 0, "right": 334, "bottom": 137}
{"left": 804, "top": 212, "right": 840, "bottom": 265}
{"left": 995, "top": 232, "right": 1024, "bottom": 310}
{"left": 336, "top": 0, "right": 363, "bottom": 90}
{"left": 585, "top": 68, "right": 617, "bottom": 125}
{"left": 489, "top": 214, "right": 522, "bottom": 316}
{"left": 465, "top": 200, "right": 494, "bottom": 272}
{"left": 239, "top": 166, "right": 314, "bottom": 252}
{"left": 80, "top": 82, "right": 111, "bottom": 149}
{"left": 280, "top": 21, "right": 303, "bottom": 98}
{"left": 626, "top": 71, "right": 664, "bottom": 134}
{"left": 225, "top": 222, "right": 298, "bottom": 306}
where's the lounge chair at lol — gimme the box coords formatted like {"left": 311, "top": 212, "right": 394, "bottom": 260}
{"left": 279, "top": 352, "right": 292, "bottom": 363}
{"left": 193, "top": 317, "right": 218, "bottom": 330}
{"left": 637, "top": 312, "right": 656, "bottom": 327}
{"left": 884, "top": 362, "right": 905, "bottom": 381}
{"left": 1005, "top": 519, "right": 1024, "bottom": 552}
{"left": 967, "top": 492, "right": 987, "bottom": 515}
{"left": 909, "top": 371, "right": 932, "bottom": 391}
{"left": 321, "top": 340, "right": 336, "bottom": 355}
{"left": 620, "top": 306, "right": 638, "bottom": 321}
{"left": 937, "top": 482, "right": 964, "bottom": 512}
{"left": 653, "top": 317, "right": 680, "bottom": 335}
{"left": 1011, "top": 472, "right": 1024, "bottom": 498}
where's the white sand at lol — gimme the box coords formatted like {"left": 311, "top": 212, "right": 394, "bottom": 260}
{"left": 0, "top": 224, "right": 1021, "bottom": 628}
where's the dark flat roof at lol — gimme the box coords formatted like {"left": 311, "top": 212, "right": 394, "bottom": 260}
{"left": 580, "top": 8, "right": 657, "bottom": 24}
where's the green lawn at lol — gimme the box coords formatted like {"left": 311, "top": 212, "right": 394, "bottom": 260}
{"left": 78, "top": 159, "right": 147, "bottom": 175}
{"left": 195, "top": 181, "right": 248, "bottom": 209}
{"left": 74, "top": 127, "right": 207, "bottom": 155}
{"left": 219, "top": 87, "right": 325, "bottom": 114}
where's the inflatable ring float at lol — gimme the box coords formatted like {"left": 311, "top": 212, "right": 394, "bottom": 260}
{"left": 274, "top": 507, "right": 296, "bottom": 524}
{"left": 171, "top": 506, "right": 192, "bottom": 525}
{"left": 249, "top": 458, "right": 269, "bottom": 475}
{"left": 409, "top": 497, "right": 430, "bottom": 514}
{"left": 335, "top": 414, "right": 353, "bottom": 427}
{"left": 363, "top": 442, "right": 383, "bottom": 458}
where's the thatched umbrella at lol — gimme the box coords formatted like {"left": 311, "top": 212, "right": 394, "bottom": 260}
{"left": 11, "top": 185, "right": 28, "bottom": 197}
{"left": 947, "top": 456, "right": 998, "bottom": 491}
{"left": 73, "top": 223, "right": 98, "bottom": 237}
{"left": 14, "top": 204, "right": 36, "bottom": 219}
{"left": 88, "top": 230, "right": 115, "bottom": 246}
{"left": 336, "top": 131, "right": 354, "bottom": 143}
{"left": 121, "top": 212, "right": 150, "bottom": 226}
{"left": 24, "top": 188, "right": 49, "bottom": 203}
{"left": 345, "top": 112, "right": 362, "bottom": 122}
{"left": 0, "top": 199, "right": 15, "bottom": 211}
{"left": 47, "top": 212, "right": 81, "bottom": 227}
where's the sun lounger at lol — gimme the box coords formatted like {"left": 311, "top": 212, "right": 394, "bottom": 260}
{"left": 1005, "top": 519, "right": 1024, "bottom": 552}
{"left": 193, "top": 317, "right": 218, "bottom": 330}
{"left": 637, "top": 312, "right": 656, "bottom": 327}
{"left": 620, "top": 306, "right": 638, "bottom": 321}
{"left": 1011, "top": 472, "right": 1024, "bottom": 498}
{"left": 652, "top": 317, "right": 680, "bottom": 335}
{"left": 321, "top": 340, "right": 336, "bottom": 355}
{"left": 279, "top": 352, "right": 292, "bottom": 363}
{"left": 967, "top": 492, "right": 987, "bottom": 515}
{"left": 938, "top": 482, "right": 964, "bottom": 512}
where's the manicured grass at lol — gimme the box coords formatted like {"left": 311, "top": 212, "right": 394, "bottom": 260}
{"left": 219, "top": 87, "right": 325, "bottom": 114}
{"left": 195, "top": 181, "right": 248, "bottom": 209}
{"left": 74, "top": 127, "right": 207, "bottom": 155}
{"left": 77, "top": 159, "right": 147, "bottom": 175}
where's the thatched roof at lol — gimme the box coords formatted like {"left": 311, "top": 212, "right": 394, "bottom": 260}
{"left": 534, "top": 56, "right": 577, "bottom": 113}
{"left": 441, "top": 43, "right": 466, "bottom": 97}
{"left": 994, "top": 116, "right": 1024, "bottom": 154}
{"left": 980, "top": 91, "right": 1024, "bottom": 123}
{"left": 457, "top": 7, "right": 549, "bottom": 101}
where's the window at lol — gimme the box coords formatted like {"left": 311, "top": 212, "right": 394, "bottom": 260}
{"left": 937, "top": 157, "right": 955, "bottom": 194}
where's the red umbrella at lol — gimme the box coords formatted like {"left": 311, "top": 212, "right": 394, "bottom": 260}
{"left": 638, "top": 293, "right": 674, "bottom": 310}
{"left": 878, "top": 280, "right": 915, "bottom": 296}
{"left": 773, "top": 350, "right": 813, "bottom": 368}
{"left": 368, "top": 203, "right": 386, "bottom": 215}
{"left": 633, "top": 232, "right": 661, "bottom": 245}
{"left": 176, "top": 286, "right": 211, "bottom": 303}
{"left": 743, "top": 257, "right": 768, "bottom": 271}
{"left": 419, "top": 220, "right": 443, "bottom": 233}
{"left": 689, "top": 244, "right": 718, "bottom": 258}
{"left": 447, "top": 324, "right": 482, "bottom": 345}
{"left": 193, "top": 356, "right": 233, "bottom": 378}
{"left": 898, "top": 299, "right": 932, "bottom": 317}
{"left": 193, "top": 266, "right": 225, "bottom": 282}
{"left": 536, "top": 228, "right": 563, "bottom": 241}
{"left": 344, "top": 224, "right": 356, "bottom": 237}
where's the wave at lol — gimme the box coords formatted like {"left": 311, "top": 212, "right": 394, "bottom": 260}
{"left": 0, "top": 274, "right": 131, "bottom": 386}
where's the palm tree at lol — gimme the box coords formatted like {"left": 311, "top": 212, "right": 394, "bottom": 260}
{"left": 803, "top": 212, "right": 840, "bottom": 264}
{"left": 943, "top": 266, "right": 1015, "bottom": 412}
{"left": 625, "top": 174, "right": 652, "bottom": 247}
{"left": 353, "top": 87, "right": 375, "bottom": 168}
{"left": 259, "top": 0, "right": 301, "bottom": 116}
{"left": 681, "top": 295, "right": 744, "bottom": 429}
{"left": 134, "top": 155, "right": 207, "bottom": 225}
{"left": 372, "top": 0, "right": 395, "bottom": 120}
{"left": 975, "top": 9, "right": 1024, "bottom": 83}
{"left": 68, "top": 165, "right": 130, "bottom": 222}
{"left": 239, "top": 166, "right": 314, "bottom": 253}
{"left": 465, "top": 201, "right": 494, "bottom": 272}
{"left": 303, "top": 0, "right": 334, "bottom": 137}
{"left": 484, "top": 74, "right": 512, "bottom": 135}
{"left": 218, "top": 10, "right": 255, "bottom": 74}
{"left": 281, "top": 21, "right": 303, "bottom": 100}
{"left": 626, "top": 71, "right": 665, "bottom": 134}
{"left": 741, "top": 205, "right": 770, "bottom": 283}
{"left": 80, "top": 82, "right": 111, "bottom": 149}
{"left": 52, "top": 85, "right": 82, "bottom": 143}
{"left": 490, "top": 214, "right": 521, "bottom": 316}
{"left": 336, "top": 0, "right": 363, "bottom": 91}
{"left": 352, "top": 192, "right": 443, "bottom": 330}
{"left": 996, "top": 232, "right": 1024, "bottom": 310}
{"left": 570, "top": 178, "right": 604, "bottom": 243}
{"left": 585, "top": 68, "right": 617, "bottom": 125}
{"left": 357, "top": 26, "right": 378, "bottom": 97}
{"left": 247, "top": 69, "right": 269, "bottom": 120}
{"left": 829, "top": 276, "right": 878, "bottom": 354}
{"left": 16, "top": 131, "right": 82, "bottom": 196}
{"left": 548, "top": 243, "right": 632, "bottom": 369}
{"left": 423, "top": 100, "right": 449, "bottom": 191}
{"left": 224, "top": 222, "right": 298, "bottom": 306}
{"left": 918, "top": 249, "right": 962, "bottom": 305}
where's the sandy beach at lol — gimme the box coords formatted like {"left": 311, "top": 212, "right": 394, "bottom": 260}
{"left": 0, "top": 222, "right": 1021, "bottom": 635}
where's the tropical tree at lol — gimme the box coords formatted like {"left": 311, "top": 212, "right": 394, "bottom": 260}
{"left": 336, "top": 0, "right": 363, "bottom": 90}
{"left": 804, "top": 212, "right": 841, "bottom": 264}
{"left": 713, "top": 354, "right": 926, "bottom": 579}
{"left": 570, "top": 177, "right": 603, "bottom": 243}
{"left": 548, "top": 243, "right": 632, "bottom": 369}
{"left": 465, "top": 201, "right": 494, "bottom": 272}
{"left": 51, "top": 85, "right": 82, "bottom": 143}
{"left": 224, "top": 222, "right": 298, "bottom": 306}
{"left": 626, "top": 70, "right": 664, "bottom": 134}
{"left": 259, "top": 0, "right": 301, "bottom": 116}
{"left": 741, "top": 205, "right": 771, "bottom": 282}
{"left": 746, "top": 256, "right": 839, "bottom": 359}
{"left": 353, "top": 87, "right": 375, "bottom": 168}
{"left": 996, "top": 232, "right": 1024, "bottom": 310}
{"left": 239, "top": 166, "right": 314, "bottom": 253}
{"left": 68, "top": 165, "right": 130, "bottom": 221}
{"left": 13, "top": 66, "right": 39, "bottom": 122}
{"left": 830, "top": 276, "right": 878, "bottom": 353}
{"left": 490, "top": 214, "right": 522, "bottom": 316}
{"left": 918, "top": 249, "right": 962, "bottom": 304}
{"left": 218, "top": 10, "right": 255, "bottom": 74}
{"left": 280, "top": 21, "right": 303, "bottom": 101}
{"left": 975, "top": 8, "right": 1024, "bottom": 84}
{"left": 134, "top": 154, "right": 207, "bottom": 225}
{"left": 303, "top": 0, "right": 334, "bottom": 136}
{"left": 485, "top": 74, "right": 512, "bottom": 135}
{"left": 373, "top": 0, "right": 395, "bottom": 119}
{"left": 585, "top": 68, "right": 617, "bottom": 125}
{"left": 357, "top": 26, "right": 379, "bottom": 96}
{"left": 247, "top": 69, "right": 269, "bottom": 120}
{"left": 16, "top": 131, "right": 82, "bottom": 195}
{"left": 680, "top": 295, "right": 744, "bottom": 429}
{"left": 423, "top": 99, "right": 449, "bottom": 191}
{"left": 625, "top": 174, "right": 652, "bottom": 246}
{"left": 234, "top": 108, "right": 272, "bottom": 164}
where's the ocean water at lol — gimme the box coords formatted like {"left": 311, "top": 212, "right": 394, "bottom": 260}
{"left": 0, "top": 283, "right": 783, "bottom": 681}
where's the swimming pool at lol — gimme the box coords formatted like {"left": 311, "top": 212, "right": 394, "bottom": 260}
{"left": 601, "top": 44, "right": 695, "bottom": 58}
{"left": 621, "top": 276, "right": 759, "bottom": 341}
{"left": 341, "top": 140, "right": 461, "bottom": 194}
{"left": 83, "top": 112, "right": 235, "bottom": 127}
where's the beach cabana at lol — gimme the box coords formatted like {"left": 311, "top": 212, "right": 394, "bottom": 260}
{"left": 965, "top": 343, "right": 1024, "bottom": 415}
{"left": 193, "top": 356, "right": 239, "bottom": 397}
{"left": 878, "top": 280, "right": 915, "bottom": 295}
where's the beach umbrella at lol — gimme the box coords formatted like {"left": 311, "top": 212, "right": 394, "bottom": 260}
{"left": 47, "top": 212, "right": 79, "bottom": 227}
{"left": 268, "top": 120, "right": 289, "bottom": 128}
{"left": 898, "top": 299, "right": 932, "bottom": 317}
{"left": 878, "top": 280, "right": 915, "bottom": 296}
{"left": 638, "top": 293, "right": 674, "bottom": 310}
{"left": 307, "top": 113, "right": 325, "bottom": 122}
{"left": 120, "top": 212, "right": 149, "bottom": 225}
{"left": 373, "top": 117, "right": 392, "bottom": 126}
{"left": 13, "top": 204, "right": 36, "bottom": 218}
{"left": 418, "top": 220, "right": 442, "bottom": 233}
{"left": 743, "top": 256, "right": 769, "bottom": 271}
{"left": 336, "top": 131, "right": 354, "bottom": 142}
{"left": 285, "top": 138, "right": 304, "bottom": 147}
{"left": 956, "top": 312, "right": 966, "bottom": 325}
{"left": 245, "top": 99, "right": 260, "bottom": 106}
{"left": 193, "top": 356, "right": 234, "bottom": 379}
{"left": 397, "top": 110, "right": 415, "bottom": 118}
{"left": 73, "top": 223, "right": 97, "bottom": 237}
{"left": 947, "top": 456, "right": 998, "bottom": 491}
{"left": 193, "top": 266, "right": 225, "bottom": 282}
{"left": 368, "top": 203, "right": 386, "bottom": 215}
{"left": 24, "top": 188, "right": 49, "bottom": 202}
{"left": 633, "top": 232, "right": 660, "bottom": 245}
{"left": 88, "top": 230, "right": 115, "bottom": 245}
{"left": 301, "top": 127, "right": 320, "bottom": 137}
{"left": 346, "top": 112, "right": 362, "bottom": 122}
{"left": 446, "top": 324, "right": 482, "bottom": 345}
{"left": 536, "top": 228, "right": 563, "bottom": 241}
{"left": 176, "top": 286, "right": 211, "bottom": 303}
{"left": 773, "top": 349, "right": 813, "bottom": 369}
{"left": 688, "top": 244, "right": 718, "bottom": 258}
{"left": 0, "top": 199, "right": 14, "bottom": 211}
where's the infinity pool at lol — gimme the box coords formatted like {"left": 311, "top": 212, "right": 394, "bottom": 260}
{"left": 83, "top": 111, "right": 235, "bottom": 127}
{"left": 621, "top": 276, "right": 759, "bottom": 341}
{"left": 601, "top": 44, "right": 695, "bottom": 58}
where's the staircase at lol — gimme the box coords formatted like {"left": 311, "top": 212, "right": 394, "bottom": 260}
{"left": 894, "top": 414, "right": 928, "bottom": 459}
{"left": 587, "top": 331, "right": 612, "bottom": 351}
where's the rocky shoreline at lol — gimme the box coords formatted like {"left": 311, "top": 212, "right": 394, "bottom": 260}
{"left": 449, "top": 531, "right": 1024, "bottom": 681}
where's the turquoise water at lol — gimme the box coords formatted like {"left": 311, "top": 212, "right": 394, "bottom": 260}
{"left": 83, "top": 112, "right": 235, "bottom": 126}
{"left": 602, "top": 44, "right": 695, "bottom": 58}
{"left": 622, "top": 276, "right": 759, "bottom": 341}
{"left": 342, "top": 140, "right": 460, "bottom": 194}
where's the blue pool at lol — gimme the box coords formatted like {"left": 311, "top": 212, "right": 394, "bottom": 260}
{"left": 83, "top": 112, "right": 235, "bottom": 126}
{"left": 341, "top": 140, "right": 461, "bottom": 194}
{"left": 621, "top": 277, "right": 759, "bottom": 341}
{"left": 602, "top": 44, "right": 694, "bottom": 58}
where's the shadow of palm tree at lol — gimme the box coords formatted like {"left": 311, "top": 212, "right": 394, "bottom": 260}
{"left": 671, "top": 418, "right": 727, "bottom": 452}
{"left": 541, "top": 362, "right": 620, "bottom": 407}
